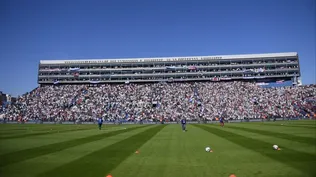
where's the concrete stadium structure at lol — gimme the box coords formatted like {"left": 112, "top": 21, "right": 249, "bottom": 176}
{"left": 38, "top": 52, "right": 301, "bottom": 85}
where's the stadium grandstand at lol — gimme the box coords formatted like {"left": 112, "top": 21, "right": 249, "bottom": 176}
{"left": 1, "top": 52, "right": 315, "bottom": 123}
{"left": 38, "top": 52, "right": 301, "bottom": 86}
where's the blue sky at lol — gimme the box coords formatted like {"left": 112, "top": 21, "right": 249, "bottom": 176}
{"left": 0, "top": 0, "right": 315, "bottom": 96}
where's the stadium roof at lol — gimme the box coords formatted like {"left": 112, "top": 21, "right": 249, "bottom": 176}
{"left": 40, "top": 52, "right": 298, "bottom": 64}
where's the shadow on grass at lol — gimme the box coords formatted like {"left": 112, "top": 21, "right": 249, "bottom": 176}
{"left": 193, "top": 124, "right": 316, "bottom": 176}
{"left": 224, "top": 125, "right": 316, "bottom": 146}
{"left": 259, "top": 123, "right": 316, "bottom": 130}
{"left": 0, "top": 127, "right": 96, "bottom": 139}
{"left": 0, "top": 125, "right": 149, "bottom": 167}
{"left": 36, "top": 125, "right": 167, "bottom": 177}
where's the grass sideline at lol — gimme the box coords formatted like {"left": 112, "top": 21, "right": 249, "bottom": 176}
{"left": 0, "top": 120, "right": 315, "bottom": 177}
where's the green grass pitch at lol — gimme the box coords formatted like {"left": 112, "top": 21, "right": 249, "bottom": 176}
{"left": 0, "top": 121, "right": 315, "bottom": 177}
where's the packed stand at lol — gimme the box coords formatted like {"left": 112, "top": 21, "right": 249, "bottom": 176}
{"left": 1, "top": 82, "right": 315, "bottom": 122}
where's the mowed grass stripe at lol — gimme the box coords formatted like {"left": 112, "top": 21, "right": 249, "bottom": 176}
{"left": 111, "top": 124, "right": 184, "bottom": 177}
{"left": 37, "top": 125, "right": 167, "bottom": 177}
{"left": 0, "top": 126, "right": 154, "bottom": 177}
{"left": 0, "top": 126, "right": 61, "bottom": 135}
{"left": 112, "top": 124, "right": 307, "bottom": 177}
{"left": 223, "top": 125, "right": 316, "bottom": 146}
{"left": 0, "top": 127, "right": 96, "bottom": 139}
{"left": 290, "top": 122, "right": 316, "bottom": 126}
{"left": 0, "top": 125, "right": 148, "bottom": 167}
{"left": 193, "top": 124, "right": 316, "bottom": 176}
{"left": 0, "top": 124, "right": 118, "bottom": 135}
{"left": 0, "top": 124, "right": 86, "bottom": 131}
{"left": 230, "top": 123, "right": 316, "bottom": 138}
{"left": 0, "top": 126, "right": 127, "bottom": 155}
{"left": 222, "top": 124, "right": 316, "bottom": 155}
{"left": 0, "top": 125, "right": 97, "bottom": 137}
{"left": 0, "top": 128, "right": 29, "bottom": 131}
{"left": 260, "top": 123, "right": 316, "bottom": 129}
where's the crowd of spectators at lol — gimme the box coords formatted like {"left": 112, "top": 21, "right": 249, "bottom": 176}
{"left": 0, "top": 81, "right": 315, "bottom": 122}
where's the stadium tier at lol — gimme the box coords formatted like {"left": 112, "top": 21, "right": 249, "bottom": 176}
{"left": 38, "top": 52, "right": 301, "bottom": 85}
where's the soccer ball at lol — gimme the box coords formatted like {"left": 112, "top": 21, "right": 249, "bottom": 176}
{"left": 273, "top": 145, "right": 278, "bottom": 150}
{"left": 205, "top": 147, "right": 211, "bottom": 152}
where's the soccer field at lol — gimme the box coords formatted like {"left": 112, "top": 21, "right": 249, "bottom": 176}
{"left": 0, "top": 121, "right": 315, "bottom": 177}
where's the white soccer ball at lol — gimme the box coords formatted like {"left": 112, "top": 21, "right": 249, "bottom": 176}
{"left": 273, "top": 145, "right": 278, "bottom": 150}
{"left": 205, "top": 147, "right": 211, "bottom": 152}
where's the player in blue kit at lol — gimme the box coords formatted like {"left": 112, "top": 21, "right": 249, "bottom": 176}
{"left": 220, "top": 117, "right": 224, "bottom": 127}
{"left": 181, "top": 118, "right": 187, "bottom": 132}
{"left": 98, "top": 117, "right": 103, "bottom": 130}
